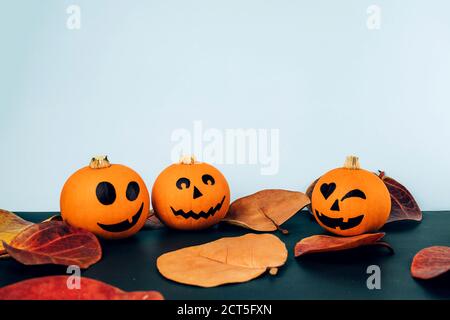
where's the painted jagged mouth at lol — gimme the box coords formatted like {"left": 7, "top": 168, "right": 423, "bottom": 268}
{"left": 97, "top": 202, "right": 144, "bottom": 233}
{"left": 170, "top": 196, "right": 226, "bottom": 220}
{"left": 315, "top": 210, "right": 364, "bottom": 230}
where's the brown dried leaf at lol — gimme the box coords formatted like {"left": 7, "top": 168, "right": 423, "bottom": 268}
{"left": 3, "top": 221, "right": 102, "bottom": 268}
{"left": 143, "top": 209, "right": 165, "bottom": 230}
{"left": 411, "top": 246, "right": 450, "bottom": 280}
{"left": 0, "top": 209, "right": 34, "bottom": 253}
{"left": 157, "top": 233, "right": 287, "bottom": 287}
{"left": 305, "top": 178, "right": 319, "bottom": 215}
{"left": 0, "top": 276, "right": 163, "bottom": 300}
{"left": 294, "top": 232, "right": 393, "bottom": 257}
{"left": 223, "top": 189, "right": 310, "bottom": 232}
{"left": 379, "top": 172, "right": 422, "bottom": 223}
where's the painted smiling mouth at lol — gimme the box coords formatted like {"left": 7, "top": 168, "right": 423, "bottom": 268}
{"left": 97, "top": 202, "right": 144, "bottom": 233}
{"left": 315, "top": 210, "right": 364, "bottom": 230}
{"left": 171, "top": 196, "right": 226, "bottom": 220}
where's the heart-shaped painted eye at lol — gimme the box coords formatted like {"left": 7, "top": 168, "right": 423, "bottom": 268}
{"left": 320, "top": 182, "right": 336, "bottom": 200}
{"left": 96, "top": 181, "right": 116, "bottom": 205}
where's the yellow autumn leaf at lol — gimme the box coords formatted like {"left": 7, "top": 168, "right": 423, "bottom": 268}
{"left": 0, "top": 209, "right": 34, "bottom": 253}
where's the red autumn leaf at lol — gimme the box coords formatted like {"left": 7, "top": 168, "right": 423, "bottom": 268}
{"left": 378, "top": 171, "right": 422, "bottom": 223}
{"left": 294, "top": 232, "right": 393, "bottom": 257}
{"left": 411, "top": 246, "right": 450, "bottom": 280}
{"left": 0, "top": 276, "right": 163, "bottom": 300}
{"left": 2, "top": 221, "right": 101, "bottom": 268}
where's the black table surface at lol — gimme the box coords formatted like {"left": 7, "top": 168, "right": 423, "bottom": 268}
{"left": 1, "top": 211, "right": 449, "bottom": 300}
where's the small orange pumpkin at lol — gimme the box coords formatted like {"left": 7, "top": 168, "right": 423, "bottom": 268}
{"left": 311, "top": 156, "right": 391, "bottom": 236}
{"left": 60, "top": 156, "right": 150, "bottom": 239}
{"left": 151, "top": 156, "right": 230, "bottom": 230}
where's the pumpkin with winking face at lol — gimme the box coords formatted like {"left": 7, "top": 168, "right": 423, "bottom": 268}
{"left": 311, "top": 156, "right": 391, "bottom": 236}
{"left": 151, "top": 155, "right": 230, "bottom": 230}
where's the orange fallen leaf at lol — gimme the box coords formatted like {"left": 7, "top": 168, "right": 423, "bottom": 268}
{"left": 411, "top": 246, "right": 450, "bottom": 280}
{"left": 294, "top": 232, "right": 393, "bottom": 257}
{"left": 3, "top": 221, "right": 102, "bottom": 268}
{"left": 223, "top": 189, "right": 310, "bottom": 233}
{"left": 0, "top": 209, "right": 34, "bottom": 254}
{"left": 0, "top": 276, "right": 163, "bottom": 300}
{"left": 157, "top": 233, "right": 287, "bottom": 287}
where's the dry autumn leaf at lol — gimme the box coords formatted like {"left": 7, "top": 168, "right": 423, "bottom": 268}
{"left": 143, "top": 209, "right": 165, "bottom": 230}
{"left": 378, "top": 171, "right": 422, "bottom": 223}
{"left": 3, "top": 221, "right": 101, "bottom": 268}
{"left": 0, "top": 209, "right": 34, "bottom": 254}
{"left": 42, "top": 215, "right": 63, "bottom": 222}
{"left": 0, "top": 276, "right": 163, "bottom": 300}
{"left": 223, "top": 189, "right": 310, "bottom": 233}
{"left": 305, "top": 178, "right": 318, "bottom": 215}
{"left": 157, "top": 233, "right": 287, "bottom": 287}
{"left": 411, "top": 246, "right": 450, "bottom": 280}
{"left": 294, "top": 232, "right": 393, "bottom": 257}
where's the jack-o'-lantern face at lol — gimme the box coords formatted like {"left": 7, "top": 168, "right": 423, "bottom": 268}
{"left": 60, "top": 156, "right": 150, "bottom": 239}
{"left": 151, "top": 156, "right": 230, "bottom": 230}
{"left": 311, "top": 156, "right": 391, "bottom": 236}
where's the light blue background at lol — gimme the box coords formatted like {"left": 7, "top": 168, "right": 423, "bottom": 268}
{"left": 1, "top": 0, "right": 449, "bottom": 211}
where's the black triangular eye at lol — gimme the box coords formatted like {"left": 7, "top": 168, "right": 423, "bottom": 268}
{"left": 126, "top": 181, "right": 140, "bottom": 201}
{"left": 96, "top": 181, "right": 116, "bottom": 205}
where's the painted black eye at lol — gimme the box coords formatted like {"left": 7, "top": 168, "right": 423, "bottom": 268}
{"left": 176, "top": 177, "right": 190, "bottom": 190}
{"left": 96, "top": 181, "right": 116, "bottom": 205}
{"left": 202, "top": 174, "right": 215, "bottom": 185}
{"left": 126, "top": 181, "right": 140, "bottom": 201}
{"left": 320, "top": 183, "right": 336, "bottom": 200}
{"left": 341, "top": 189, "right": 366, "bottom": 201}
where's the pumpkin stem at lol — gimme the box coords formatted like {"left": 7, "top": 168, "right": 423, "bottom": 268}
{"left": 343, "top": 155, "right": 360, "bottom": 170}
{"left": 89, "top": 155, "right": 111, "bottom": 169}
{"left": 179, "top": 155, "right": 197, "bottom": 165}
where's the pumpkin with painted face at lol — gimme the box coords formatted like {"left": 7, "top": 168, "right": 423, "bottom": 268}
{"left": 60, "top": 156, "right": 150, "bottom": 239}
{"left": 311, "top": 156, "right": 391, "bottom": 236}
{"left": 151, "top": 156, "right": 230, "bottom": 230}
